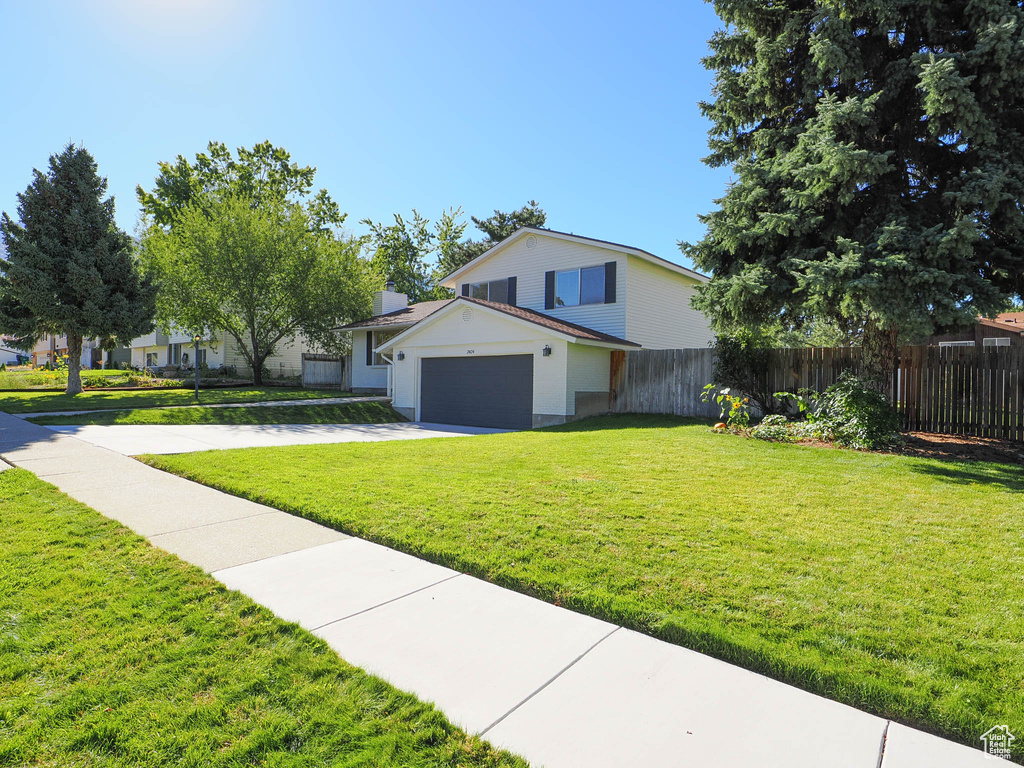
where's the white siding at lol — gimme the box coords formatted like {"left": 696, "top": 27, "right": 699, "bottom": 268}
{"left": 390, "top": 306, "right": 570, "bottom": 419}
{"left": 352, "top": 330, "right": 388, "bottom": 390}
{"left": 565, "top": 344, "right": 611, "bottom": 416}
{"left": 449, "top": 235, "right": 628, "bottom": 339}
{"left": 225, "top": 334, "right": 308, "bottom": 378}
{"left": 624, "top": 256, "right": 714, "bottom": 349}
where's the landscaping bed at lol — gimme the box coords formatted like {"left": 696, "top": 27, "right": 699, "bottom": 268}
{"left": 899, "top": 432, "right": 1024, "bottom": 465}
{"left": 144, "top": 415, "right": 1024, "bottom": 759}
{"left": 0, "top": 468, "right": 523, "bottom": 767}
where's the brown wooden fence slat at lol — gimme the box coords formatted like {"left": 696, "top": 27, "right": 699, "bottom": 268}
{"left": 609, "top": 345, "right": 1022, "bottom": 442}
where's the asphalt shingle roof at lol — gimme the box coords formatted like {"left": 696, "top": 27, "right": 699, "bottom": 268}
{"left": 459, "top": 298, "right": 640, "bottom": 347}
{"left": 337, "top": 297, "right": 639, "bottom": 347}
{"left": 334, "top": 300, "right": 453, "bottom": 330}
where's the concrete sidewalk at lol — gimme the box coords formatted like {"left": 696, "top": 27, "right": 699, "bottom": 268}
{"left": 0, "top": 412, "right": 1001, "bottom": 767}
{"left": 43, "top": 421, "right": 503, "bottom": 455}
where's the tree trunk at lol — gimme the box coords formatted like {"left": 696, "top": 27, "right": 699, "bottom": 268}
{"left": 251, "top": 350, "right": 265, "bottom": 386}
{"left": 66, "top": 334, "right": 84, "bottom": 395}
{"left": 861, "top": 320, "right": 899, "bottom": 401}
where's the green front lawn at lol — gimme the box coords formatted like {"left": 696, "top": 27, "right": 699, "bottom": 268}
{"left": 0, "top": 468, "right": 524, "bottom": 767}
{"left": 0, "top": 367, "right": 126, "bottom": 390}
{"left": 0, "top": 386, "right": 348, "bottom": 414}
{"left": 28, "top": 401, "right": 404, "bottom": 426}
{"left": 144, "top": 416, "right": 1024, "bottom": 757}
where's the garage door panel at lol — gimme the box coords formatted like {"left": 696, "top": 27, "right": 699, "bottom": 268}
{"left": 421, "top": 355, "right": 533, "bottom": 430}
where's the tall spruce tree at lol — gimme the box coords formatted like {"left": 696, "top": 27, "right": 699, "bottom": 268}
{"left": 0, "top": 145, "right": 156, "bottom": 394}
{"left": 688, "top": 1, "right": 1024, "bottom": 392}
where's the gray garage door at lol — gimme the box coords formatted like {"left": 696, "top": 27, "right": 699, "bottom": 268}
{"left": 420, "top": 355, "right": 533, "bottom": 430}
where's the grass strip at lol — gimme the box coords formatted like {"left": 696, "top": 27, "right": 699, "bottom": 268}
{"left": 28, "top": 401, "right": 404, "bottom": 426}
{"left": 0, "top": 468, "right": 524, "bottom": 767}
{"left": 0, "top": 386, "right": 349, "bottom": 414}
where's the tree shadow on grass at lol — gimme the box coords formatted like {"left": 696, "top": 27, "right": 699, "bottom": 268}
{"left": 541, "top": 414, "right": 709, "bottom": 433}
{"left": 904, "top": 457, "right": 1024, "bottom": 494}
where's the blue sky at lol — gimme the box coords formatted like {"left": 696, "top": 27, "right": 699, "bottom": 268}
{"left": 0, "top": 0, "right": 731, "bottom": 269}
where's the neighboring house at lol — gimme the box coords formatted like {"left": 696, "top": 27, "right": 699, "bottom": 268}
{"left": 337, "top": 227, "right": 713, "bottom": 429}
{"left": 927, "top": 311, "right": 1024, "bottom": 348}
{"left": 129, "top": 325, "right": 310, "bottom": 378}
{"left": 0, "top": 336, "right": 28, "bottom": 366}
{"left": 28, "top": 334, "right": 102, "bottom": 368}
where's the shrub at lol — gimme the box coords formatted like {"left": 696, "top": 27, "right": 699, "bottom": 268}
{"left": 814, "top": 373, "right": 902, "bottom": 450}
{"left": 710, "top": 331, "right": 781, "bottom": 415}
{"left": 751, "top": 414, "right": 796, "bottom": 442}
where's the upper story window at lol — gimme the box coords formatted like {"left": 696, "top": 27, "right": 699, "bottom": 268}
{"left": 555, "top": 265, "right": 605, "bottom": 307}
{"left": 469, "top": 279, "right": 509, "bottom": 304}
{"left": 548, "top": 263, "right": 615, "bottom": 309}
{"left": 461, "top": 277, "right": 517, "bottom": 305}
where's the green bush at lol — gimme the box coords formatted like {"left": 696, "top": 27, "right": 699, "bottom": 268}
{"left": 751, "top": 414, "right": 796, "bottom": 442}
{"left": 815, "top": 372, "right": 902, "bottom": 450}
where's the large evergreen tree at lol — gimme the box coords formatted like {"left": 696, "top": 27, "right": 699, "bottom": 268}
{"left": 0, "top": 145, "right": 156, "bottom": 394}
{"left": 689, "top": 1, "right": 1024, "bottom": 391}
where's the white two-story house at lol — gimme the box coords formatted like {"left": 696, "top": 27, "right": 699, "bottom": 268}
{"left": 337, "top": 227, "right": 713, "bottom": 429}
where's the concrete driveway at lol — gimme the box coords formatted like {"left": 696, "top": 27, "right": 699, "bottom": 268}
{"left": 43, "top": 422, "right": 504, "bottom": 455}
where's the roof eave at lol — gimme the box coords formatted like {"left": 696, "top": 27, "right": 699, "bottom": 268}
{"left": 333, "top": 320, "right": 416, "bottom": 332}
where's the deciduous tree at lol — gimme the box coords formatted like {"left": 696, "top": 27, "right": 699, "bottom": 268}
{"left": 141, "top": 194, "right": 370, "bottom": 385}
{"left": 0, "top": 144, "right": 156, "bottom": 394}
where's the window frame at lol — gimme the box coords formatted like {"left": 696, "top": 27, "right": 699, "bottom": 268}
{"left": 983, "top": 337, "right": 1011, "bottom": 348}
{"left": 145, "top": 352, "right": 159, "bottom": 367}
{"left": 371, "top": 330, "right": 399, "bottom": 366}
{"left": 555, "top": 265, "right": 606, "bottom": 308}
{"left": 468, "top": 279, "right": 511, "bottom": 304}
{"left": 938, "top": 341, "right": 975, "bottom": 347}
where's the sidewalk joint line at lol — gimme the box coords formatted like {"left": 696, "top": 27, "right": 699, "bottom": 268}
{"left": 309, "top": 572, "right": 464, "bottom": 632}
{"left": 479, "top": 625, "right": 621, "bottom": 737}
{"left": 875, "top": 721, "right": 890, "bottom": 768}
{"left": 148, "top": 510, "right": 280, "bottom": 538}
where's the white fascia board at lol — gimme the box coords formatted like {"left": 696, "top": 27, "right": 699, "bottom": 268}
{"left": 573, "top": 337, "right": 641, "bottom": 351}
{"left": 338, "top": 321, "right": 414, "bottom": 335}
{"left": 374, "top": 299, "right": 577, "bottom": 354}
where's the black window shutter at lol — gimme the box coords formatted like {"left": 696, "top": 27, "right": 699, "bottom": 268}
{"left": 461, "top": 283, "right": 470, "bottom": 296}
{"left": 507, "top": 276, "right": 517, "bottom": 306}
{"left": 544, "top": 271, "right": 555, "bottom": 310}
{"left": 365, "top": 331, "right": 374, "bottom": 366}
{"left": 604, "top": 261, "right": 617, "bottom": 304}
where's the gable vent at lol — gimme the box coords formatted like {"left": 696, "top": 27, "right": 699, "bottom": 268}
{"left": 462, "top": 308, "right": 474, "bottom": 323}
{"left": 525, "top": 235, "right": 538, "bottom": 249}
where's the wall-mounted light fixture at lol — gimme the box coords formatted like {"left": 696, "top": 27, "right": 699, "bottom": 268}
{"left": 542, "top": 345, "right": 552, "bottom": 357}
{"left": 396, "top": 351, "right": 405, "bottom": 361}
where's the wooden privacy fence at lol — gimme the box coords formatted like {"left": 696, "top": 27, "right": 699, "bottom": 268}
{"left": 610, "top": 348, "right": 720, "bottom": 419}
{"left": 610, "top": 346, "right": 1024, "bottom": 441}
{"left": 301, "top": 353, "right": 351, "bottom": 390}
